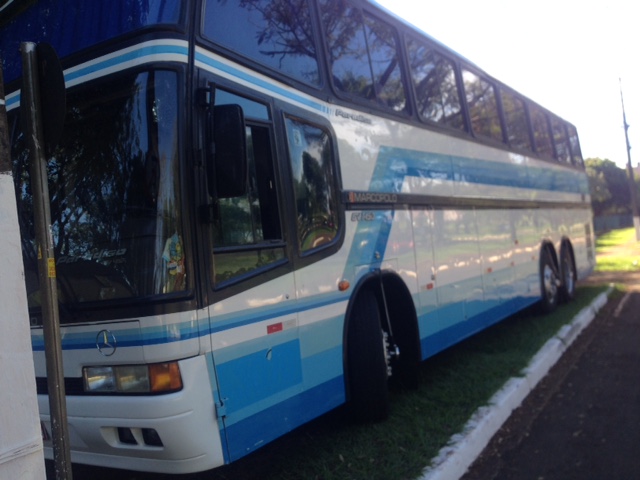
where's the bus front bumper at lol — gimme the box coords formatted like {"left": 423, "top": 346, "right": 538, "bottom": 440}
{"left": 38, "top": 355, "right": 225, "bottom": 474}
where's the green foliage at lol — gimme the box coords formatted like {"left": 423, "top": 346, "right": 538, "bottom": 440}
{"left": 595, "top": 228, "right": 640, "bottom": 272}
{"left": 585, "top": 157, "right": 635, "bottom": 216}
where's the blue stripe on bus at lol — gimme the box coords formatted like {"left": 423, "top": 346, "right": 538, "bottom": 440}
{"left": 373, "top": 146, "right": 589, "bottom": 194}
{"left": 419, "top": 295, "right": 539, "bottom": 360}
{"left": 341, "top": 210, "right": 395, "bottom": 281}
{"left": 216, "top": 339, "right": 303, "bottom": 414}
{"left": 30, "top": 293, "right": 347, "bottom": 351}
{"left": 223, "top": 375, "right": 345, "bottom": 462}
{"left": 65, "top": 44, "right": 189, "bottom": 84}
{"left": 6, "top": 42, "right": 190, "bottom": 111}
{"left": 31, "top": 322, "right": 200, "bottom": 351}
{"left": 194, "top": 51, "right": 329, "bottom": 114}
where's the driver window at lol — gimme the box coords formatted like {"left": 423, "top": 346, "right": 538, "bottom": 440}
{"left": 211, "top": 91, "right": 286, "bottom": 286}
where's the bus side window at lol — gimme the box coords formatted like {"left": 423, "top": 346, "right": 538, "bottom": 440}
{"left": 501, "top": 90, "right": 532, "bottom": 151}
{"left": 462, "top": 69, "right": 503, "bottom": 143}
{"left": 550, "top": 116, "right": 571, "bottom": 164}
{"left": 320, "top": 0, "right": 407, "bottom": 112}
{"left": 406, "top": 37, "right": 465, "bottom": 131}
{"left": 284, "top": 116, "right": 340, "bottom": 255}
{"left": 567, "top": 124, "right": 584, "bottom": 167}
{"left": 530, "top": 106, "right": 554, "bottom": 159}
{"left": 211, "top": 92, "right": 286, "bottom": 286}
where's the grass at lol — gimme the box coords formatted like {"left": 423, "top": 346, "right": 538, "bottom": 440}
{"left": 595, "top": 228, "right": 640, "bottom": 272}
{"left": 210, "top": 287, "right": 607, "bottom": 480}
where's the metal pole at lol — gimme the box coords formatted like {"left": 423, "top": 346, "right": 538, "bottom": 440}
{"left": 20, "top": 42, "right": 73, "bottom": 480}
{"left": 619, "top": 78, "right": 640, "bottom": 241}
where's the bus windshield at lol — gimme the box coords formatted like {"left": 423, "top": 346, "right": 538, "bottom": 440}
{"left": 11, "top": 69, "right": 186, "bottom": 313}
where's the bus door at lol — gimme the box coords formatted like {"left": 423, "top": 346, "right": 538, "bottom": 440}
{"left": 198, "top": 82, "right": 301, "bottom": 462}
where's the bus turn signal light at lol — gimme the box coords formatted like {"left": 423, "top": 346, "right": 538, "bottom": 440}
{"left": 149, "top": 362, "right": 182, "bottom": 392}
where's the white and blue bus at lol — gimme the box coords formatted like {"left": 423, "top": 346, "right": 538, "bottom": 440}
{"left": 1, "top": 0, "right": 594, "bottom": 474}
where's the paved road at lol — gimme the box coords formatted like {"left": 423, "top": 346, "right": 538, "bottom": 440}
{"left": 462, "top": 275, "right": 640, "bottom": 479}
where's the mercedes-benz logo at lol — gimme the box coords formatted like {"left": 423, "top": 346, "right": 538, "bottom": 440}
{"left": 96, "top": 330, "right": 117, "bottom": 356}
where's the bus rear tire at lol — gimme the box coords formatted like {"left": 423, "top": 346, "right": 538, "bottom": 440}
{"left": 559, "top": 246, "right": 576, "bottom": 303}
{"left": 346, "top": 289, "right": 390, "bottom": 423}
{"left": 538, "top": 247, "right": 559, "bottom": 314}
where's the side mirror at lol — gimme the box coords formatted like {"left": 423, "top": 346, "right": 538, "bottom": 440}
{"left": 210, "top": 104, "right": 247, "bottom": 199}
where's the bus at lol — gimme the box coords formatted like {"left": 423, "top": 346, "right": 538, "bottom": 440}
{"left": 1, "top": 0, "right": 594, "bottom": 474}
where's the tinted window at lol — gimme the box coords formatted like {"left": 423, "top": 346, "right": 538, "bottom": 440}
{"left": 462, "top": 69, "right": 502, "bottom": 142}
{"left": 567, "top": 124, "right": 583, "bottom": 167}
{"left": 501, "top": 90, "right": 531, "bottom": 150}
{"left": 530, "top": 106, "right": 554, "bottom": 159}
{"left": 12, "top": 71, "right": 186, "bottom": 313}
{"left": 212, "top": 92, "right": 286, "bottom": 284}
{"left": 550, "top": 116, "right": 571, "bottom": 164}
{"left": 320, "top": 0, "right": 406, "bottom": 111}
{"left": 202, "top": 0, "right": 321, "bottom": 86}
{"left": 406, "top": 38, "right": 464, "bottom": 130}
{"left": 285, "top": 117, "right": 340, "bottom": 253}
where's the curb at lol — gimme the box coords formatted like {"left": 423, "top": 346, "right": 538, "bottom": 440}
{"left": 418, "top": 287, "right": 613, "bottom": 480}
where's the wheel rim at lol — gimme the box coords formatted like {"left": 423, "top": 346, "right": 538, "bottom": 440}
{"left": 563, "top": 257, "right": 575, "bottom": 296}
{"left": 543, "top": 263, "right": 558, "bottom": 304}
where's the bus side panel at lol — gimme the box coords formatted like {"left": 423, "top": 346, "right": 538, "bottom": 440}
{"left": 412, "top": 207, "right": 440, "bottom": 353}
{"left": 415, "top": 207, "right": 545, "bottom": 360}
{"left": 207, "top": 274, "right": 348, "bottom": 462}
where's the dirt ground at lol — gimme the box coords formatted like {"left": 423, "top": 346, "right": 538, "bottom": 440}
{"left": 462, "top": 260, "right": 640, "bottom": 479}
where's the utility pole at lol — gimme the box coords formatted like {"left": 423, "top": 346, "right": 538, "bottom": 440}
{"left": 21, "top": 42, "right": 72, "bottom": 480}
{"left": 620, "top": 78, "right": 640, "bottom": 241}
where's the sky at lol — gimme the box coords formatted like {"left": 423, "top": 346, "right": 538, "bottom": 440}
{"left": 376, "top": 0, "right": 639, "bottom": 169}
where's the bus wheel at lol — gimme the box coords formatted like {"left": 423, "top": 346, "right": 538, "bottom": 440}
{"left": 346, "top": 289, "right": 390, "bottom": 423}
{"left": 560, "top": 247, "right": 576, "bottom": 303}
{"left": 539, "top": 248, "right": 559, "bottom": 314}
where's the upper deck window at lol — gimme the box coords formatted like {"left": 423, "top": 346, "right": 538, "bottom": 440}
{"left": 501, "top": 90, "right": 531, "bottom": 151}
{"left": 529, "top": 106, "right": 554, "bottom": 159}
{"left": 202, "top": 0, "right": 321, "bottom": 87}
{"left": 462, "top": 69, "right": 503, "bottom": 142}
{"left": 406, "top": 38, "right": 465, "bottom": 131}
{"left": 550, "top": 116, "right": 571, "bottom": 164}
{"left": 320, "top": 0, "right": 407, "bottom": 112}
{"left": 567, "top": 124, "right": 584, "bottom": 167}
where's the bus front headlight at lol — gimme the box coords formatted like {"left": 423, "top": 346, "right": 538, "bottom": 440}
{"left": 83, "top": 362, "right": 182, "bottom": 394}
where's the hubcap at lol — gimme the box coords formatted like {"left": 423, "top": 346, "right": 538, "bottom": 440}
{"left": 543, "top": 264, "right": 558, "bottom": 303}
{"left": 564, "top": 258, "right": 575, "bottom": 295}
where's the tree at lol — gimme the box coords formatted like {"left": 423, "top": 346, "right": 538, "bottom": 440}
{"left": 585, "top": 157, "right": 634, "bottom": 216}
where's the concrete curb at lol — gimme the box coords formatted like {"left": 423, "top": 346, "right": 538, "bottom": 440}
{"left": 418, "top": 287, "right": 613, "bottom": 480}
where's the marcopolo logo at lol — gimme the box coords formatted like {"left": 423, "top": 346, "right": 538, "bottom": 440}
{"left": 348, "top": 191, "right": 398, "bottom": 204}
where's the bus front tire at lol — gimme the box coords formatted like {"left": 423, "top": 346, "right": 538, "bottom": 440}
{"left": 346, "top": 289, "right": 390, "bottom": 423}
